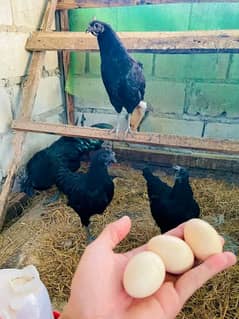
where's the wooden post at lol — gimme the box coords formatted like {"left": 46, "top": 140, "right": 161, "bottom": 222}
{"left": 60, "top": 9, "right": 75, "bottom": 125}
{"left": 0, "top": 0, "right": 58, "bottom": 230}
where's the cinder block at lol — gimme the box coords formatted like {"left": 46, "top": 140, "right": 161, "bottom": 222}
{"left": 70, "top": 52, "right": 86, "bottom": 75}
{"left": 228, "top": 54, "right": 239, "bottom": 80}
{"left": 187, "top": 82, "right": 239, "bottom": 117}
{"left": 140, "top": 116, "right": 204, "bottom": 137}
{"left": 188, "top": 54, "right": 229, "bottom": 80}
{"left": 68, "top": 77, "right": 185, "bottom": 115}
{"left": 33, "top": 76, "right": 63, "bottom": 116}
{"left": 88, "top": 52, "right": 153, "bottom": 77}
{"left": 68, "top": 77, "right": 112, "bottom": 108}
{"left": 0, "top": 32, "right": 29, "bottom": 78}
{"left": 145, "top": 80, "right": 185, "bottom": 114}
{"left": 155, "top": 54, "right": 188, "bottom": 79}
{"left": 22, "top": 133, "right": 58, "bottom": 166}
{"left": 155, "top": 54, "right": 229, "bottom": 80}
{"left": 44, "top": 111, "right": 63, "bottom": 124}
{"left": 0, "top": 0, "right": 12, "bottom": 25}
{"left": 11, "top": 0, "right": 47, "bottom": 29}
{"left": 10, "top": 85, "right": 21, "bottom": 117}
{"left": 33, "top": 107, "right": 64, "bottom": 124}
{"left": 0, "top": 87, "right": 12, "bottom": 133}
{"left": 74, "top": 111, "right": 116, "bottom": 128}
{"left": 44, "top": 52, "right": 58, "bottom": 71}
{"left": 89, "top": 52, "right": 101, "bottom": 76}
{"left": 0, "top": 133, "right": 14, "bottom": 180}
{"left": 204, "top": 122, "right": 239, "bottom": 140}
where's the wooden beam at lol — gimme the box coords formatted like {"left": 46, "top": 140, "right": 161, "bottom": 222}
{"left": 4, "top": 193, "right": 29, "bottom": 225}
{"left": 26, "top": 30, "right": 239, "bottom": 53}
{"left": 115, "top": 146, "right": 239, "bottom": 173}
{"left": 56, "top": 0, "right": 239, "bottom": 10}
{"left": 0, "top": 0, "right": 58, "bottom": 231}
{"left": 60, "top": 10, "right": 75, "bottom": 125}
{"left": 12, "top": 120, "right": 239, "bottom": 155}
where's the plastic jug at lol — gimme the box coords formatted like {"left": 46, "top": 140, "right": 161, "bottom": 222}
{"left": 0, "top": 265, "right": 54, "bottom": 319}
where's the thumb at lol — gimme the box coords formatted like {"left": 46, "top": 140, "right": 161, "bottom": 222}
{"left": 96, "top": 216, "right": 131, "bottom": 250}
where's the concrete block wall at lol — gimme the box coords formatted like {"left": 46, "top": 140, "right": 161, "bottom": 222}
{"left": 0, "top": 0, "right": 63, "bottom": 181}
{"left": 70, "top": 51, "right": 239, "bottom": 141}
{"left": 66, "top": 2, "right": 239, "bottom": 143}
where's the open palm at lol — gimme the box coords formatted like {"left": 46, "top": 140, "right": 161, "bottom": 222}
{"left": 62, "top": 216, "right": 236, "bottom": 319}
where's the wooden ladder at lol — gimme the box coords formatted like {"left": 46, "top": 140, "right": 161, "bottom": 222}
{"left": 1, "top": 0, "right": 239, "bottom": 230}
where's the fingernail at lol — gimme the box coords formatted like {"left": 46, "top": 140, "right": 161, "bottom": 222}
{"left": 120, "top": 215, "right": 130, "bottom": 221}
{"left": 224, "top": 251, "right": 237, "bottom": 264}
{"left": 117, "top": 215, "right": 131, "bottom": 224}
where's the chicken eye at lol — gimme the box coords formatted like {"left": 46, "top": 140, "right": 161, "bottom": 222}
{"left": 95, "top": 23, "right": 99, "bottom": 29}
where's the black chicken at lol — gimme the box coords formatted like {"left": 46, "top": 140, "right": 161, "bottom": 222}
{"left": 86, "top": 20, "right": 147, "bottom": 135}
{"left": 14, "top": 123, "right": 113, "bottom": 197}
{"left": 143, "top": 166, "right": 200, "bottom": 233}
{"left": 55, "top": 149, "right": 116, "bottom": 239}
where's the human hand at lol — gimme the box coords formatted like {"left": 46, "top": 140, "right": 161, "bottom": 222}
{"left": 61, "top": 216, "right": 236, "bottom": 319}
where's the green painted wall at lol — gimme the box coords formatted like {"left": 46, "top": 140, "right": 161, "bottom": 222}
{"left": 66, "top": 3, "right": 239, "bottom": 140}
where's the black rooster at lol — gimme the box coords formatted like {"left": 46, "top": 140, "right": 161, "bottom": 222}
{"left": 143, "top": 166, "right": 200, "bottom": 233}
{"left": 86, "top": 20, "right": 147, "bottom": 135}
{"left": 55, "top": 149, "right": 116, "bottom": 239}
{"left": 14, "top": 123, "right": 113, "bottom": 197}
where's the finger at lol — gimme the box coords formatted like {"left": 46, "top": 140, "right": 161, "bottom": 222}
{"left": 165, "top": 222, "right": 185, "bottom": 238}
{"left": 124, "top": 244, "right": 147, "bottom": 259}
{"left": 175, "top": 251, "right": 237, "bottom": 305}
{"left": 96, "top": 216, "right": 131, "bottom": 250}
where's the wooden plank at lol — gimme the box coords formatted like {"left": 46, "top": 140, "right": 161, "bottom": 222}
{"left": 20, "top": 53, "right": 46, "bottom": 118}
{"left": 26, "top": 30, "right": 239, "bottom": 53}
{"left": 5, "top": 193, "right": 29, "bottom": 225}
{"left": 60, "top": 10, "right": 75, "bottom": 125}
{"left": 12, "top": 120, "right": 239, "bottom": 155}
{"left": 0, "top": 0, "right": 58, "bottom": 231}
{"left": 56, "top": 0, "right": 239, "bottom": 10}
{"left": 65, "top": 89, "right": 75, "bottom": 124}
{"left": 115, "top": 146, "right": 239, "bottom": 173}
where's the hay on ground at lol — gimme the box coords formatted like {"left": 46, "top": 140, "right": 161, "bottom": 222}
{"left": 0, "top": 162, "right": 238, "bottom": 318}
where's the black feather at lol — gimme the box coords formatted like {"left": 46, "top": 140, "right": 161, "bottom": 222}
{"left": 19, "top": 123, "right": 113, "bottom": 196}
{"left": 55, "top": 149, "right": 116, "bottom": 227}
{"left": 143, "top": 166, "right": 200, "bottom": 233}
{"left": 87, "top": 20, "right": 145, "bottom": 115}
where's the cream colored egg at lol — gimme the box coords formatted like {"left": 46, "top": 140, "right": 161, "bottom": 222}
{"left": 123, "top": 251, "right": 165, "bottom": 298}
{"left": 147, "top": 235, "right": 194, "bottom": 274}
{"left": 184, "top": 218, "right": 223, "bottom": 260}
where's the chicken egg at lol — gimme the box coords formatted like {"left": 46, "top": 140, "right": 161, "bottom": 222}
{"left": 184, "top": 218, "right": 223, "bottom": 260}
{"left": 123, "top": 251, "right": 165, "bottom": 298}
{"left": 147, "top": 234, "right": 194, "bottom": 274}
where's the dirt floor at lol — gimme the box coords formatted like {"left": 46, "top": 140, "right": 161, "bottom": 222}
{"left": 0, "top": 161, "right": 238, "bottom": 318}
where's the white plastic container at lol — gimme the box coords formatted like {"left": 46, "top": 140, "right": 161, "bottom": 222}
{"left": 0, "top": 265, "right": 54, "bottom": 319}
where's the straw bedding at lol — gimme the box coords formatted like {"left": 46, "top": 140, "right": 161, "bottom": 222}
{"left": 0, "top": 162, "right": 238, "bottom": 318}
